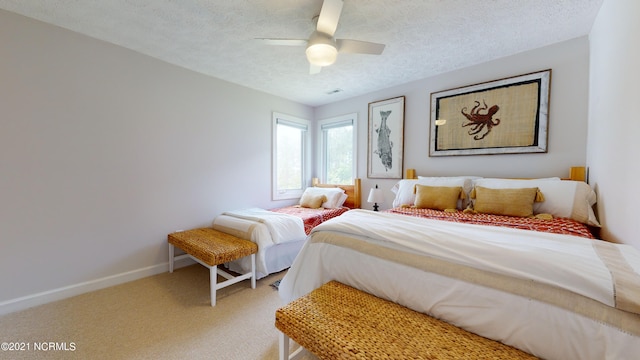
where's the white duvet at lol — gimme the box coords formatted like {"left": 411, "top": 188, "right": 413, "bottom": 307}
{"left": 221, "top": 208, "right": 306, "bottom": 244}
{"left": 279, "top": 209, "right": 640, "bottom": 360}
{"left": 212, "top": 208, "right": 307, "bottom": 279}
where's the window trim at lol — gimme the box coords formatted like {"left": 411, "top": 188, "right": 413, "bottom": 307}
{"left": 317, "top": 113, "right": 358, "bottom": 184}
{"left": 272, "top": 112, "right": 311, "bottom": 200}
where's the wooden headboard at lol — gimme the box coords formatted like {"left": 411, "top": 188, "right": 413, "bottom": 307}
{"left": 311, "top": 178, "right": 362, "bottom": 209}
{"left": 405, "top": 166, "right": 587, "bottom": 182}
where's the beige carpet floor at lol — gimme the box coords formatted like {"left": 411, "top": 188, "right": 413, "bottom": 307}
{"left": 0, "top": 265, "right": 317, "bottom": 360}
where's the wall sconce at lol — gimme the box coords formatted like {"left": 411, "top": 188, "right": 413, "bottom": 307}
{"left": 367, "top": 184, "right": 384, "bottom": 211}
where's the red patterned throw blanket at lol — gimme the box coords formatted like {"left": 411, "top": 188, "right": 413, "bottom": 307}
{"left": 387, "top": 207, "right": 595, "bottom": 239}
{"left": 272, "top": 206, "right": 349, "bottom": 234}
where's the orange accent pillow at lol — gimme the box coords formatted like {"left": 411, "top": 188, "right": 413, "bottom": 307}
{"left": 414, "top": 185, "right": 463, "bottom": 211}
{"left": 299, "top": 193, "right": 327, "bottom": 209}
{"left": 473, "top": 186, "right": 539, "bottom": 217}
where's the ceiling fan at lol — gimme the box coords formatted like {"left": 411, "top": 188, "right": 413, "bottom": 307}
{"left": 257, "top": 0, "right": 385, "bottom": 74}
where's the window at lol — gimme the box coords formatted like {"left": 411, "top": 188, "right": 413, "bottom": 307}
{"left": 318, "top": 113, "right": 357, "bottom": 184}
{"left": 272, "top": 113, "right": 310, "bottom": 200}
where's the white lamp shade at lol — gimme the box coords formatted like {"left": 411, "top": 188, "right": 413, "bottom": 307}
{"left": 367, "top": 188, "right": 384, "bottom": 203}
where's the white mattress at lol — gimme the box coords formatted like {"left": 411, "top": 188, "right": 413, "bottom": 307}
{"left": 213, "top": 214, "right": 305, "bottom": 279}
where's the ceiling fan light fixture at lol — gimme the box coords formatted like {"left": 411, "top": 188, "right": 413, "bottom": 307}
{"left": 306, "top": 43, "right": 338, "bottom": 66}
{"left": 305, "top": 31, "right": 338, "bottom": 67}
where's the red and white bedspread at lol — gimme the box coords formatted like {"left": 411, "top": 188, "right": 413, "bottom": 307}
{"left": 387, "top": 207, "right": 595, "bottom": 239}
{"left": 271, "top": 206, "right": 349, "bottom": 234}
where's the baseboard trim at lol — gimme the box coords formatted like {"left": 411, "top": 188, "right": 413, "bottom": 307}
{"left": 0, "top": 257, "right": 195, "bottom": 316}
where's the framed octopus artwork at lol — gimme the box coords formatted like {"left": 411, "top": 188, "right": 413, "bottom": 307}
{"left": 429, "top": 69, "right": 551, "bottom": 156}
{"left": 368, "top": 96, "right": 405, "bottom": 179}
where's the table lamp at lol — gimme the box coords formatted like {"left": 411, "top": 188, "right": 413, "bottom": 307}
{"left": 367, "top": 185, "right": 384, "bottom": 211}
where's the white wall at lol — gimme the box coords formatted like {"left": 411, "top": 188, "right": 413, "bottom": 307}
{"left": 587, "top": 0, "right": 640, "bottom": 248}
{"left": 315, "top": 37, "right": 590, "bottom": 209}
{"left": 0, "top": 10, "right": 312, "bottom": 313}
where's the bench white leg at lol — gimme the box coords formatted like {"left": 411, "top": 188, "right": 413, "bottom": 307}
{"left": 250, "top": 254, "right": 256, "bottom": 289}
{"left": 279, "top": 331, "right": 289, "bottom": 360}
{"left": 169, "top": 244, "right": 174, "bottom": 273}
{"left": 289, "top": 346, "right": 305, "bottom": 360}
{"left": 210, "top": 265, "right": 217, "bottom": 307}
{"left": 279, "top": 331, "right": 305, "bottom": 360}
{"left": 169, "top": 242, "right": 255, "bottom": 307}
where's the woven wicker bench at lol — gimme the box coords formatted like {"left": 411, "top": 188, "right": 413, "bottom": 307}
{"left": 275, "top": 281, "right": 538, "bottom": 360}
{"left": 168, "top": 228, "right": 258, "bottom": 306}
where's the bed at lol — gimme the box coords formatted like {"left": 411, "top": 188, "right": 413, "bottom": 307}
{"left": 212, "top": 178, "right": 361, "bottom": 279}
{"left": 279, "top": 168, "right": 640, "bottom": 360}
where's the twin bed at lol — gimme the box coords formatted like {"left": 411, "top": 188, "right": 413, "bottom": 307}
{"left": 279, "top": 168, "right": 640, "bottom": 360}
{"left": 211, "top": 178, "right": 361, "bottom": 279}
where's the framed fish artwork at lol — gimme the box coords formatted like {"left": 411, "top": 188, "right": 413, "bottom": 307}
{"left": 368, "top": 96, "right": 405, "bottom": 179}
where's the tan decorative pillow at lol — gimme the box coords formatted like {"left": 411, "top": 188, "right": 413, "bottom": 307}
{"left": 473, "top": 186, "right": 539, "bottom": 217}
{"left": 414, "top": 185, "right": 463, "bottom": 211}
{"left": 299, "top": 193, "right": 327, "bottom": 209}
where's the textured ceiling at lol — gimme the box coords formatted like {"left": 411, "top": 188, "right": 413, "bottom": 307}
{"left": 0, "top": 0, "right": 603, "bottom": 107}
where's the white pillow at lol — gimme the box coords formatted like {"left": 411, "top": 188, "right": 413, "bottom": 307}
{"left": 473, "top": 178, "right": 561, "bottom": 187}
{"left": 391, "top": 179, "right": 419, "bottom": 208}
{"left": 472, "top": 178, "right": 599, "bottom": 226}
{"left": 418, "top": 176, "right": 479, "bottom": 198}
{"left": 301, "top": 187, "right": 346, "bottom": 209}
{"left": 391, "top": 176, "right": 479, "bottom": 209}
{"left": 336, "top": 192, "right": 348, "bottom": 208}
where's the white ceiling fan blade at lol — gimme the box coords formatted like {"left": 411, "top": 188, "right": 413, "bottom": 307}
{"left": 257, "top": 38, "right": 307, "bottom": 46}
{"left": 336, "top": 39, "right": 385, "bottom": 55}
{"left": 316, "top": 0, "right": 343, "bottom": 36}
{"left": 309, "top": 64, "right": 322, "bottom": 75}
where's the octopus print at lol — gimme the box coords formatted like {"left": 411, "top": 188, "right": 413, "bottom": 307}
{"left": 375, "top": 110, "right": 393, "bottom": 171}
{"left": 461, "top": 100, "right": 500, "bottom": 140}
